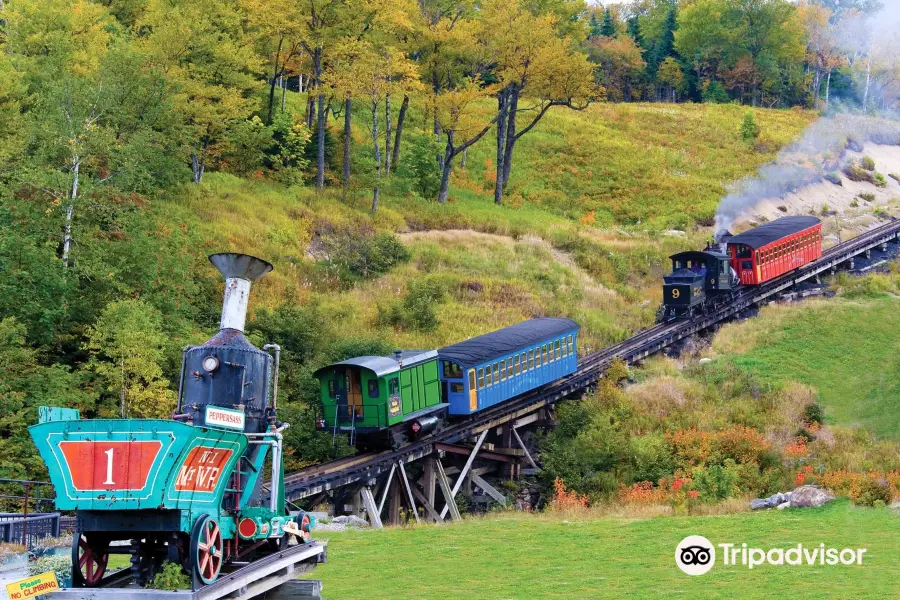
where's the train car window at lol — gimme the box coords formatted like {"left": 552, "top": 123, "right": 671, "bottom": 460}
{"left": 741, "top": 261, "right": 752, "bottom": 270}
{"left": 500, "top": 361, "right": 507, "bottom": 381}
{"left": 485, "top": 365, "right": 492, "bottom": 386}
{"left": 737, "top": 246, "right": 752, "bottom": 258}
{"left": 468, "top": 370, "right": 476, "bottom": 391}
{"left": 521, "top": 352, "right": 527, "bottom": 372}
{"left": 508, "top": 357, "right": 514, "bottom": 376}
{"left": 568, "top": 335, "right": 574, "bottom": 354}
{"left": 389, "top": 378, "right": 399, "bottom": 395}
{"left": 515, "top": 355, "right": 521, "bottom": 375}
{"left": 529, "top": 349, "right": 535, "bottom": 369}
{"left": 555, "top": 340, "right": 561, "bottom": 359}
{"left": 451, "top": 383, "right": 464, "bottom": 393}
{"left": 562, "top": 340, "right": 568, "bottom": 357}
{"left": 478, "top": 368, "right": 485, "bottom": 389}
{"left": 542, "top": 345, "right": 548, "bottom": 364}
{"left": 493, "top": 363, "right": 500, "bottom": 384}
{"left": 328, "top": 380, "right": 336, "bottom": 398}
{"left": 548, "top": 343, "right": 554, "bottom": 363}
{"left": 368, "top": 379, "right": 380, "bottom": 398}
{"left": 442, "top": 361, "right": 463, "bottom": 379}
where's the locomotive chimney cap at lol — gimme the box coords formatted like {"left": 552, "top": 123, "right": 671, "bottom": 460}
{"left": 209, "top": 253, "right": 273, "bottom": 282}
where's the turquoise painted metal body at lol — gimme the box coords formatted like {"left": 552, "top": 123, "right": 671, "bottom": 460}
{"left": 26, "top": 254, "right": 316, "bottom": 589}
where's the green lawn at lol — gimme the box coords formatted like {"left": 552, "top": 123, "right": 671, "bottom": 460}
{"left": 306, "top": 501, "right": 899, "bottom": 599}
{"left": 728, "top": 298, "right": 900, "bottom": 440}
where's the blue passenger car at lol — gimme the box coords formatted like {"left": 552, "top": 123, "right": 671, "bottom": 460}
{"left": 437, "top": 318, "right": 580, "bottom": 416}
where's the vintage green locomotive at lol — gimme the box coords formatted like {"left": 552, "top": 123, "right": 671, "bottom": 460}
{"left": 28, "top": 254, "right": 315, "bottom": 588}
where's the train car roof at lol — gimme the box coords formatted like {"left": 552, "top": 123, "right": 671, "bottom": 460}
{"left": 728, "top": 216, "right": 821, "bottom": 249}
{"left": 438, "top": 318, "right": 580, "bottom": 368}
{"left": 314, "top": 350, "right": 438, "bottom": 378}
{"left": 670, "top": 250, "right": 730, "bottom": 261}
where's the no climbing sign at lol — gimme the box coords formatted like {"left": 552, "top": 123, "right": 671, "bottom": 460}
{"left": 5, "top": 571, "right": 60, "bottom": 600}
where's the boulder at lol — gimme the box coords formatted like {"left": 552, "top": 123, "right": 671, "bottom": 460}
{"left": 789, "top": 485, "right": 835, "bottom": 508}
{"left": 776, "top": 502, "right": 790, "bottom": 510}
{"left": 332, "top": 515, "right": 370, "bottom": 527}
{"left": 750, "top": 492, "right": 788, "bottom": 510}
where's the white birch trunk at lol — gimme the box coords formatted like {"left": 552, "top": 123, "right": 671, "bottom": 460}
{"left": 62, "top": 156, "right": 80, "bottom": 268}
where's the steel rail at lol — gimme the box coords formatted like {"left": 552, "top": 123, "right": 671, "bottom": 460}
{"left": 282, "top": 219, "right": 900, "bottom": 502}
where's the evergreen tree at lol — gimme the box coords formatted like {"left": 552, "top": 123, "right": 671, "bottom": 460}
{"left": 600, "top": 7, "right": 616, "bottom": 38}
{"left": 589, "top": 12, "right": 602, "bottom": 39}
{"left": 649, "top": 4, "right": 678, "bottom": 77}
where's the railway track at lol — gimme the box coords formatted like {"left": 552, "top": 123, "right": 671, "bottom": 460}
{"left": 281, "top": 219, "right": 900, "bottom": 502}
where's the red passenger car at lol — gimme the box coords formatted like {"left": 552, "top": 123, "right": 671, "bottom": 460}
{"left": 726, "top": 216, "right": 823, "bottom": 285}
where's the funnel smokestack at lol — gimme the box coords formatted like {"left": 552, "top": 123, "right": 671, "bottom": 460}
{"left": 209, "top": 253, "right": 273, "bottom": 332}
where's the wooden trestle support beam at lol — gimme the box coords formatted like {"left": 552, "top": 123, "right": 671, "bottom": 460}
{"left": 351, "top": 420, "right": 548, "bottom": 527}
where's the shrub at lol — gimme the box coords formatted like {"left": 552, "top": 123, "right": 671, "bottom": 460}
{"left": 845, "top": 137, "right": 864, "bottom": 152}
{"left": 804, "top": 403, "right": 824, "bottom": 425}
{"left": 843, "top": 161, "right": 878, "bottom": 185}
{"left": 318, "top": 230, "right": 410, "bottom": 285}
{"left": 691, "top": 463, "right": 739, "bottom": 501}
{"left": 667, "top": 425, "right": 772, "bottom": 469}
{"left": 849, "top": 199, "right": 859, "bottom": 208}
{"left": 28, "top": 554, "right": 71, "bottom": 582}
{"left": 740, "top": 111, "right": 760, "bottom": 142}
{"left": 874, "top": 172, "right": 887, "bottom": 188}
{"left": 860, "top": 155, "right": 876, "bottom": 171}
{"left": 376, "top": 278, "right": 446, "bottom": 332}
{"left": 823, "top": 172, "right": 842, "bottom": 185}
{"left": 702, "top": 81, "right": 729, "bottom": 104}
{"left": 548, "top": 477, "right": 589, "bottom": 511}
{"left": 395, "top": 132, "right": 444, "bottom": 199}
{"left": 849, "top": 476, "right": 893, "bottom": 507}
{"left": 150, "top": 562, "right": 191, "bottom": 590}
{"left": 629, "top": 434, "right": 675, "bottom": 483}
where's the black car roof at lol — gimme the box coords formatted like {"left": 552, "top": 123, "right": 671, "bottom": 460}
{"left": 438, "top": 318, "right": 579, "bottom": 369}
{"left": 728, "top": 216, "right": 821, "bottom": 250}
{"left": 670, "top": 250, "right": 730, "bottom": 261}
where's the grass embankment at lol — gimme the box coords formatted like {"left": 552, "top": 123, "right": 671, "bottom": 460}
{"left": 167, "top": 103, "right": 814, "bottom": 351}
{"left": 308, "top": 501, "right": 899, "bottom": 599}
{"left": 710, "top": 296, "right": 900, "bottom": 440}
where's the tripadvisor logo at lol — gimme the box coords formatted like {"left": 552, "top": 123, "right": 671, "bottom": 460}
{"left": 675, "top": 536, "right": 868, "bottom": 575}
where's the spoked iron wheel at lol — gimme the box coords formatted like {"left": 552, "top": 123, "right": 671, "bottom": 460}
{"left": 72, "top": 533, "right": 110, "bottom": 587}
{"left": 191, "top": 515, "right": 224, "bottom": 585}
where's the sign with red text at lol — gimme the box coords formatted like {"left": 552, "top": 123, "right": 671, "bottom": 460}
{"left": 205, "top": 406, "right": 246, "bottom": 431}
{"left": 173, "top": 446, "right": 235, "bottom": 493}
{"left": 6, "top": 572, "right": 59, "bottom": 599}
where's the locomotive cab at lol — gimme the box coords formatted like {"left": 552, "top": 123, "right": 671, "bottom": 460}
{"left": 661, "top": 251, "right": 734, "bottom": 321}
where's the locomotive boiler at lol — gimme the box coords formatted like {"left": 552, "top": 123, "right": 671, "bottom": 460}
{"left": 28, "top": 253, "right": 315, "bottom": 588}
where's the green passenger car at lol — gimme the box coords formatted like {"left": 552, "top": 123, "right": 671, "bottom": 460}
{"left": 315, "top": 350, "right": 447, "bottom": 449}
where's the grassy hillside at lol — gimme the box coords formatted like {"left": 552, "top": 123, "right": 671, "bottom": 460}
{"left": 170, "top": 102, "right": 816, "bottom": 351}
{"left": 307, "top": 501, "right": 899, "bottom": 599}
{"left": 710, "top": 295, "right": 900, "bottom": 440}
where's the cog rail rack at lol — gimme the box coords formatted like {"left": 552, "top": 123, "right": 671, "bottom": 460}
{"left": 48, "top": 542, "right": 325, "bottom": 600}
{"left": 282, "top": 219, "right": 900, "bottom": 503}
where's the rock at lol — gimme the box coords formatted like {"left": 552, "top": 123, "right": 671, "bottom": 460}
{"left": 750, "top": 492, "right": 789, "bottom": 510}
{"left": 332, "top": 515, "right": 370, "bottom": 527}
{"left": 776, "top": 501, "right": 790, "bottom": 510}
{"left": 698, "top": 358, "right": 712, "bottom": 365}
{"left": 663, "top": 230, "right": 687, "bottom": 237}
{"left": 789, "top": 485, "right": 835, "bottom": 508}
